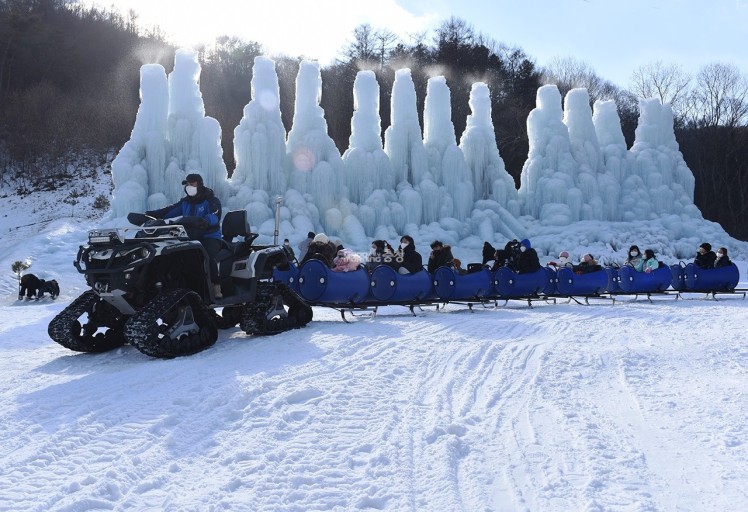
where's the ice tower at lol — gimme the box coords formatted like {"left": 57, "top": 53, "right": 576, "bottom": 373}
{"left": 110, "top": 49, "right": 227, "bottom": 219}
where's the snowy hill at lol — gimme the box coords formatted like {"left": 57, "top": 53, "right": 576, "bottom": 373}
{"left": 1, "top": 171, "right": 748, "bottom": 511}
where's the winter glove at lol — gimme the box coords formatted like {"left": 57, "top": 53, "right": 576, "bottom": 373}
{"left": 180, "top": 216, "right": 209, "bottom": 230}
{"left": 128, "top": 212, "right": 157, "bottom": 226}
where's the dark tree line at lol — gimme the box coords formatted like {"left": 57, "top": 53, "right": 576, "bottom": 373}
{"left": 1, "top": 1, "right": 747, "bottom": 240}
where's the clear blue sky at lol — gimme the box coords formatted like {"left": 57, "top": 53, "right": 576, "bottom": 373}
{"left": 88, "top": 0, "right": 748, "bottom": 87}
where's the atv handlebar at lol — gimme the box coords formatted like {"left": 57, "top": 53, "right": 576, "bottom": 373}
{"left": 127, "top": 212, "right": 158, "bottom": 226}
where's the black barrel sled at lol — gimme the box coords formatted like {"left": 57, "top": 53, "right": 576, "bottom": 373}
{"left": 48, "top": 210, "right": 312, "bottom": 358}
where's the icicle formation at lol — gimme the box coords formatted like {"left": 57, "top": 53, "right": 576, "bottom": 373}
{"left": 459, "top": 82, "right": 519, "bottom": 216}
{"left": 110, "top": 63, "right": 168, "bottom": 218}
{"left": 110, "top": 49, "right": 227, "bottom": 219}
{"left": 167, "top": 48, "right": 227, "bottom": 203}
{"left": 518, "top": 85, "right": 581, "bottom": 225}
{"left": 342, "top": 70, "right": 394, "bottom": 205}
{"left": 232, "top": 56, "right": 287, "bottom": 198}
{"left": 593, "top": 100, "right": 628, "bottom": 221}
{"left": 629, "top": 98, "right": 698, "bottom": 218}
{"left": 286, "top": 60, "right": 346, "bottom": 233}
{"left": 564, "top": 88, "right": 603, "bottom": 220}
{"left": 384, "top": 69, "right": 429, "bottom": 189}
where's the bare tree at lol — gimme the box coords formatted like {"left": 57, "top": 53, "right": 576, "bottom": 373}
{"left": 126, "top": 8, "right": 138, "bottom": 34}
{"left": 542, "top": 56, "right": 610, "bottom": 102}
{"left": 374, "top": 28, "right": 398, "bottom": 69}
{"left": 629, "top": 60, "right": 691, "bottom": 116}
{"left": 341, "top": 23, "right": 378, "bottom": 65}
{"left": 434, "top": 16, "right": 475, "bottom": 47}
{"left": 689, "top": 62, "right": 748, "bottom": 127}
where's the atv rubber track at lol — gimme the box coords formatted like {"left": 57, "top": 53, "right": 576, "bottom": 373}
{"left": 48, "top": 291, "right": 127, "bottom": 353}
{"left": 240, "top": 282, "right": 313, "bottom": 336}
{"left": 124, "top": 288, "right": 218, "bottom": 358}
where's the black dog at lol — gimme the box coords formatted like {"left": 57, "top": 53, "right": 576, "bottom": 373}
{"left": 19, "top": 274, "right": 60, "bottom": 300}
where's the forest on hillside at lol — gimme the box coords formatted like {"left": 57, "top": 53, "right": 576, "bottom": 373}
{"left": 1, "top": 0, "right": 747, "bottom": 240}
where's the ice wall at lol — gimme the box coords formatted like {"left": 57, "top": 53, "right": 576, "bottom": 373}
{"left": 110, "top": 49, "right": 707, "bottom": 250}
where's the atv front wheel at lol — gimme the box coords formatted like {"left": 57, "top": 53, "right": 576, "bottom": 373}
{"left": 48, "top": 291, "right": 127, "bottom": 353}
{"left": 124, "top": 289, "right": 218, "bottom": 358}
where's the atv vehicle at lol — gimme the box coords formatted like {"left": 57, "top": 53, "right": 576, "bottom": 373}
{"left": 48, "top": 210, "right": 313, "bottom": 358}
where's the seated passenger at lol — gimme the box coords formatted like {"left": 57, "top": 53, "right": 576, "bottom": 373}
{"left": 300, "top": 233, "right": 337, "bottom": 268}
{"left": 489, "top": 247, "right": 510, "bottom": 272}
{"left": 714, "top": 247, "right": 732, "bottom": 268}
{"left": 396, "top": 235, "right": 423, "bottom": 274}
{"left": 695, "top": 243, "right": 717, "bottom": 269}
{"left": 515, "top": 239, "right": 541, "bottom": 274}
{"left": 488, "top": 240, "right": 519, "bottom": 271}
{"left": 332, "top": 248, "right": 361, "bottom": 272}
{"left": 642, "top": 249, "right": 659, "bottom": 273}
{"left": 298, "top": 231, "right": 315, "bottom": 262}
{"left": 451, "top": 258, "right": 466, "bottom": 275}
{"left": 427, "top": 240, "right": 454, "bottom": 273}
{"left": 548, "top": 250, "right": 572, "bottom": 269}
{"left": 482, "top": 242, "right": 496, "bottom": 265}
{"left": 367, "top": 239, "right": 396, "bottom": 269}
{"left": 626, "top": 245, "right": 644, "bottom": 271}
{"left": 574, "top": 254, "right": 602, "bottom": 274}
{"left": 504, "top": 239, "right": 522, "bottom": 271}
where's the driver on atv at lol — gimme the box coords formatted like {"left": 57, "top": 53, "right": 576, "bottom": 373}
{"left": 145, "top": 172, "right": 223, "bottom": 297}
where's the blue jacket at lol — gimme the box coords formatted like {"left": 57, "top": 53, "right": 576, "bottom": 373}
{"left": 147, "top": 187, "right": 222, "bottom": 240}
{"left": 642, "top": 257, "right": 659, "bottom": 272}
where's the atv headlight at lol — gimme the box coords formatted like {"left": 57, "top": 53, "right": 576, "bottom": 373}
{"left": 89, "top": 229, "right": 123, "bottom": 244}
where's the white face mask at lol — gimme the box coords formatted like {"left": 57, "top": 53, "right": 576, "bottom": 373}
{"left": 520, "top": 246, "right": 526, "bottom": 253}
{"left": 717, "top": 252, "right": 724, "bottom": 258}
{"left": 185, "top": 185, "right": 198, "bottom": 197}
{"left": 400, "top": 242, "right": 408, "bottom": 249}
{"left": 630, "top": 251, "right": 638, "bottom": 257}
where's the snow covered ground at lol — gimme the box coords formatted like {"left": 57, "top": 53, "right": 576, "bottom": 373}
{"left": 1, "top": 174, "right": 747, "bottom": 511}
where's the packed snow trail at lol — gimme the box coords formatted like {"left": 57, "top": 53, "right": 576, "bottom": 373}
{"left": 1, "top": 296, "right": 747, "bottom": 511}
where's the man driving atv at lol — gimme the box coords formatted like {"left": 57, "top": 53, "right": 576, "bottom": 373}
{"left": 145, "top": 172, "right": 223, "bottom": 297}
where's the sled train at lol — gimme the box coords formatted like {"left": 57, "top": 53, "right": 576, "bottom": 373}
{"left": 273, "top": 257, "right": 744, "bottom": 321}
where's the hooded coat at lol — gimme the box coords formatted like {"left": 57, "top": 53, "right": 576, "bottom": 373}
{"left": 515, "top": 239, "right": 541, "bottom": 274}
{"left": 398, "top": 242, "right": 423, "bottom": 274}
{"left": 714, "top": 253, "right": 732, "bottom": 268}
{"left": 428, "top": 244, "right": 454, "bottom": 273}
{"left": 301, "top": 240, "right": 337, "bottom": 268}
{"left": 695, "top": 244, "right": 717, "bottom": 269}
